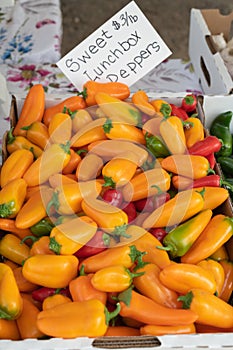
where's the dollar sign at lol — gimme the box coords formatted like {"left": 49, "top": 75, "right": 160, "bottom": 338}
{"left": 112, "top": 20, "right": 121, "bottom": 30}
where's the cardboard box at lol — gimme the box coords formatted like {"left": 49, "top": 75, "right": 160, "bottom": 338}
{"left": 1, "top": 93, "right": 232, "bottom": 349}
{"left": 189, "top": 8, "right": 233, "bottom": 95}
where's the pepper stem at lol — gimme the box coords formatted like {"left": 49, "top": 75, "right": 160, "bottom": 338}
{"left": 105, "top": 302, "right": 121, "bottom": 325}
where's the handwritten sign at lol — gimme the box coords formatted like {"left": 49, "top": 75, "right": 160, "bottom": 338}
{"left": 57, "top": 1, "right": 172, "bottom": 90}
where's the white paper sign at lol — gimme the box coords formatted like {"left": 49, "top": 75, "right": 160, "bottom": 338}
{"left": 57, "top": 1, "right": 172, "bottom": 90}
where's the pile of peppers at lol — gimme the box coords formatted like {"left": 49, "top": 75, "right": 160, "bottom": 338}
{"left": 0, "top": 82, "right": 232, "bottom": 340}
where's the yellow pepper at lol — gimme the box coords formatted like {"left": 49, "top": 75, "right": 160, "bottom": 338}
{"left": 37, "top": 299, "right": 120, "bottom": 338}
{"left": 49, "top": 216, "right": 97, "bottom": 255}
{"left": 0, "top": 149, "right": 33, "bottom": 187}
{"left": 95, "top": 92, "right": 142, "bottom": 126}
{"left": 0, "top": 178, "right": 27, "bottom": 219}
{"left": 159, "top": 116, "right": 186, "bottom": 154}
{"left": 7, "top": 128, "right": 43, "bottom": 159}
{"left": 197, "top": 259, "right": 225, "bottom": 296}
{"left": 22, "top": 254, "right": 79, "bottom": 288}
{"left": 0, "top": 263, "right": 23, "bottom": 320}
{"left": 0, "top": 233, "right": 30, "bottom": 265}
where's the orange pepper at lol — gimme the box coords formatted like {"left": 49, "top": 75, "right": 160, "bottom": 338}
{"left": 125, "top": 226, "right": 171, "bottom": 269}
{"left": 181, "top": 214, "right": 233, "bottom": 264}
{"left": 105, "top": 326, "right": 140, "bottom": 336}
{"left": 13, "top": 266, "right": 38, "bottom": 293}
{"left": 95, "top": 92, "right": 141, "bottom": 126}
{"left": 49, "top": 216, "right": 98, "bottom": 255}
{"left": 62, "top": 148, "right": 81, "bottom": 175}
{"left": 210, "top": 245, "right": 229, "bottom": 261}
{"left": 195, "top": 323, "right": 233, "bottom": 333}
{"left": 70, "top": 117, "right": 107, "bottom": 147}
{"left": 23, "top": 142, "right": 71, "bottom": 186}
{"left": 81, "top": 197, "right": 128, "bottom": 233}
{"left": 48, "top": 112, "right": 72, "bottom": 144}
{"left": 0, "top": 149, "right": 33, "bottom": 187}
{"left": 48, "top": 173, "right": 77, "bottom": 188}
{"left": 29, "top": 236, "right": 55, "bottom": 256}
{"left": 131, "top": 90, "right": 155, "bottom": 116}
{"left": 103, "top": 119, "right": 146, "bottom": 144}
{"left": 159, "top": 116, "right": 186, "bottom": 154}
{"left": 0, "top": 233, "right": 30, "bottom": 265}
{"left": 88, "top": 139, "right": 148, "bottom": 167}
{"left": 6, "top": 129, "right": 43, "bottom": 158}
{"left": 197, "top": 259, "right": 225, "bottom": 296}
{"left": 172, "top": 174, "right": 193, "bottom": 190}
{"left": 178, "top": 289, "right": 233, "bottom": 328}
{"left": 119, "top": 289, "right": 198, "bottom": 326}
{"left": 42, "top": 293, "right": 72, "bottom": 311}
{"left": 91, "top": 265, "right": 143, "bottom": 293}
{"left": 193, "top": 186, "right": 229, "bottom": 210}
{"left": 15, "top": 187, "right": 53, "bottom": 229}
{"left": 0, "top": 178, "right": 27, "bottom": 219}
{"left": 47, "top": 180, "right": 102, "bottom": 216}
{"left": 159, "top": 263, "right": 217, "bottom": 294}
{"left": 0, "top": 219, "right": 32, "bottom": 241}
{"left": 22, "top": 254, "right": 79, "bottom": 288}
{"left": 82, "top": 80, "right": 130, "bottom": 106}
{"left": 71, "top": 109, "right": 93, "bottom": 133}
{"left": 140, "top": 323, "right": 196, "bottom": 336}
{"left": 43, "top": 95, "right": 86, "bottom": 127}
{"left": 76, "top": 153, "right": 103, "bottom": 182}
{"left": 16, "top": 296, "right": 44, "bottom": 339}
{"left": 133, "top": 263, "right": 181, "bottom": 309}
{"left": 13, "top": 84, "right": 45, "bottom": 136}
{"left": 219, "top": 260, "right": 233, "bottom": 302}
{"left": 142, "top": 116, "right": 163, "bottom": 137}
{"left": 184, "top": 117, "right": 204, "bottom": 148}
{"left": 0, "top": 263, "right": 23, "bottom": 320}
{"left": 142, "top": 188, "right": 204, "bottom": 229}
{"left": 150, "top": 99, "right": 171, "bottom": 117}
{"left": 22, "top": 121, "right": 50, "bottom": 149}
{"left": 0, "top": 319, "right": 20, "bottom": 340}
{"left": 161, "top": 154, "right": 211, "bottom": 180}
{"left": 122, "top": 168, "right": 171, "bottom": 202}
{"left": 81, "top": 245, "right": 137, "bottom": 274}
{"left": 37, "top": 299, "right": 120, "bottom": 338}
{"left": 69, "top": 273, "right": 107, "bottom": 305}
{"left": 102, "top": 151, "right": 138, "bottom": 188}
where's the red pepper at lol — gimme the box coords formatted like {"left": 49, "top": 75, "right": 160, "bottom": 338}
{"left": 181, "top": 94, "right": 197, "bottom": 113}
{"left": 170, "top": 104, "right": 189, "bottom": 121}
{"left": 153, "top": 192, "right": 170, "bottom": 210}
{"left": 149, "top": 227, "right": 167, "bottom": 242}
{"left": 32, "top": 287, "right": 70, "bottom": 302}
{"left": 188, "top": 135, "right": 222, "bottom": 156}
{"left": 134, "top": 197, "right": 154, "bottom": 212}
{"left": 122, "top": 202, "right": 137, "bottom": 223}
{"left": 74, "top": 230, "right": 110, "bottom": 259}
{"left": 187, "top": 174, "right": 221, "bottom": 189}
{"left": 102, "top": 188, "right": 124, "bottom": 208}
{"left": 206, "top": 153, "right": 216, "bottom": 169}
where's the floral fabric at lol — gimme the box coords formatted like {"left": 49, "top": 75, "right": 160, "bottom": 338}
{"left": 0, "top": 0, "right": 62, "bottom": 65}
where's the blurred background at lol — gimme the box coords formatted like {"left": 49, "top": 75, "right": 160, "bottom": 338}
{"left": 60, "top": 0, "right": 233, "bottom": 60}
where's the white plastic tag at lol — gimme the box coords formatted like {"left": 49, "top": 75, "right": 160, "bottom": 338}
{"left": 57, "top": 1, "right": 172, "bottom": 90}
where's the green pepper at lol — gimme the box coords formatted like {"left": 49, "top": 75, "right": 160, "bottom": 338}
{"left": 145, "top": 132, "right": 170, "bottom": 158}
{"left": 210, "top": 111, "right": 233, "bottom": 157}
{"left": 217, "top": 156, "right": 233, "bottom": 177}
{"left": 156, "top": 209, "right": 212, "bottom": 259}
{"left": 30, "top": 217, "right": 54, "bottom": 237}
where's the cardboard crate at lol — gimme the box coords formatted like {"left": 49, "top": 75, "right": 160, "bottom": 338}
{"left": 0, "top": 93, "right": 232, "bottom": 349}
{"left": 189, "top": 8, "right": 233, "bottom": 95}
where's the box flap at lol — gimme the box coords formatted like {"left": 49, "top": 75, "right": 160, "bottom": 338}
{"left": 201, "top": 9, "right": 233, "bottom": 41}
